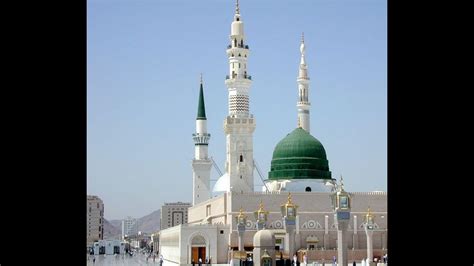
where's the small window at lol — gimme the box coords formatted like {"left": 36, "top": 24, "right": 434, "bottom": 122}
{"left": 240, "top": 155, "right": 243, "bottom": 162}
{"left": 240, "top": 176, "right": 242, "bottom": 179}
{"left": 220, "top": 230, "right": 224, "bottom": 234}
{"left": 305, "top": 187, "right": 312, "bottom": 192}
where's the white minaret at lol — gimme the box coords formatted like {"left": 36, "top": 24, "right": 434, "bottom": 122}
{"left": 223, "top": 0, "right": 255, "bottom": 193}
{"left": 297, "top": 33, "right": 311, "bottom": 132}
{"left": 192, "top": 75, "right": 212, "bottom": 205}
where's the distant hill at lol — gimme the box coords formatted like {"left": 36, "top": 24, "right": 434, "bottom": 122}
{"left": 137, "top": 209, "right": 161, "bottom": 233}
{"left": 104, "top": 209, "right": 161, "bottom": 239}
{"left": 109, "top": 219, "right": 122, "bottom": 229}
{"left": 103, "top": 219, "right": 121, "bottom": 239}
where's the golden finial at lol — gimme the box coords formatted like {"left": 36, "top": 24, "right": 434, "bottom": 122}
{"left": 365, "top": 206, "right": 373, "bottom": 222}
{"left": 340, "top": 175, "right": 344, "bottom": 189}
{"left": 200, "top": 73, "right": 203, "bottom": 84}
{"left": 298, "top": 117, "right": 301, "bottom": 128}
{"left": 258, "top": 199, "right": 264, "bottom": 211}
{"left": 287, "top": 192, "right": 293, "bottom": 204}
{"left": 236, "top": 0, "right": 240, "bottom": 14}
{"left": 301, "top": 32, "right": 304, "bottom": 44}
{"left": 237, "top": 206, "right": 246, "bottom": 220}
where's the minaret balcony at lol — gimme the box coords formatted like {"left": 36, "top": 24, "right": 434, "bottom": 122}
{"left": 227, "top": 44, "right": 249, "bottom": 49}
{"left": 226, "top": 74, "right": 252, "bottom": 80}
{"left": 297, "top": 101, "right": 311, "bottom": 107}
{"left": 192, "top": 133, "right": 211, "bottom": 145}
{"left": 226, "top": 47, "right": 250, "bottom": 57}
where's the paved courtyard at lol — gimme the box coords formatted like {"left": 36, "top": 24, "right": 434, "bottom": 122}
{"left": 87, "top": 254, "right": 385, "bottom": 266}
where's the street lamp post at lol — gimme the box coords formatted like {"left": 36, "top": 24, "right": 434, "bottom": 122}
{"left": 331, "top": 176, "right": 351, "bottom": 266}
{"left": 364, "top": 207, "right": 375, "bottom": 264}
{"left": 236, "top": 207, "right": 247, "bottom": 252}
{"left": 281, "top": 193, "right": 298, "bottom": 260}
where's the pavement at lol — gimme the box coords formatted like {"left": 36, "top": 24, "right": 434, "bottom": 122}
{"left": 86, "top": 254, "right": 386, "bottom": 266}
{"left": 87, "top": 253, "right": 160, "bottom": 265}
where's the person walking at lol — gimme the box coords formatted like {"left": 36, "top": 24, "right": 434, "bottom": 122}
{"left": 198, "top": 257, "right": 203, "bottom": 266}
{"left": 353, "top": 261, "right": 356, "bottom": 266}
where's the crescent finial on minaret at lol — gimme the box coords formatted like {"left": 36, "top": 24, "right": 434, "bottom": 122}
{"left": 236, "top": 0, "right": 240, "bottom": 14}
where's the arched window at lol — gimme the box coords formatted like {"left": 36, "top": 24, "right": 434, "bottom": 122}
{"left": 240, "top": 155, "right": 243, "bottom": 162}
{"left": 240, "top": 40, "right": 243, "bottom": 47}
{"left": 234, "top": 39, "right": 237, "bottom": 47}
{"left": 305, "top": 187, "right": 312, "bottom": 192}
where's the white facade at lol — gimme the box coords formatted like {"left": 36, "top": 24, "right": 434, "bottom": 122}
{"left": 218, "top": 4, "right": 256, "bottom": 194}
{"left": 160, "top": 191, "right": 387, "bottom": 264}
{"left": 297, "top": 35, "right": 311, "bottom": 133}
{"left": 87, "top": 195, "right": 104, "bottom": 247}
{"left": 122, "top": 216, "right": 138, "bottom": 239}
{"left": 161, "top": 202, "right": 192, "bottom": 230}
{"left": 264, "top": 178, "right": 335, "bottom": 193}
{"left": 93, "top": 239, "right": 126, "bottom": 255}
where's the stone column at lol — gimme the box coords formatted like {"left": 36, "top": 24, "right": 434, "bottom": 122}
{"left": 336, "top": 219, "right": 349, "bottom": 266}
{"left": 324, "top": 215, "right": 329, "bottom": 249}
{"left": 366, "top": 230, "right": 373, "bottom": 262}
{"left": 284, "top": 217, "right": 296, "bottom": 258}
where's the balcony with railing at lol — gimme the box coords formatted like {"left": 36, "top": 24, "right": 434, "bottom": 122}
{"left": 192, "top": 133, "right": 210, "bottom": 145}
{"left": 227, "top": 44, "right": 249, "bottom": 49}
{"left": 225, "top": 74, "right": 252, "bottom": 80}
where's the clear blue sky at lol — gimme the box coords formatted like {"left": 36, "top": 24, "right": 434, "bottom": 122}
{"left": 87, "top": 0, "right": 387, "bottom": 220}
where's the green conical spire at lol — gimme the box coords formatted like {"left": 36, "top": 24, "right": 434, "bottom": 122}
{"left": 197, "top": 75, "right": 207, "bottom": 120}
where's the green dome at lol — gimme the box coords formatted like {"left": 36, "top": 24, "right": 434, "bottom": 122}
{"left": 268, "top": 127, "right": 332, "bottom": 180}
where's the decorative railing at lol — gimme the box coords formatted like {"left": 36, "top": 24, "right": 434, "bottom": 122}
{"left": 225, "top": 74, "right": 252, "bottom": 80}
{"left": 227, "top": 44, "right": 249, "bottom": 49}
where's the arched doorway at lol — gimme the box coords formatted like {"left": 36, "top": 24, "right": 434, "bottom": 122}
{"left": 191, "top": 235, "right": 206, "bottom": 263}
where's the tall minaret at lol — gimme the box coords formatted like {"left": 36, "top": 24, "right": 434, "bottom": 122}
{"left": 297, "top": 33, "right": 311, "bottom": 132}
{"left": 192, "top": 75, "right": 212, "bottom": 205}
{"left": 223, "top": 0, "right": 255, "bottom": 193}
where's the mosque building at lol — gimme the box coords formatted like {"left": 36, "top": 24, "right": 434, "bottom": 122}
{"left": 159, "top": 1, "right": 387, "bottom": 264}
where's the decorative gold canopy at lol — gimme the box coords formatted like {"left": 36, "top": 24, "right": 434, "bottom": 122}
{"left": 236, "top": 207, "right": 247, "bottom": 224}
{"left": 255, "top": 200, "right": 269, "bottom": 221}
{"left": 281, "top": 192, "right": 298, "bottom": 219}
{"left": 365, "top": 206, "right": 374, "bottom": 223}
